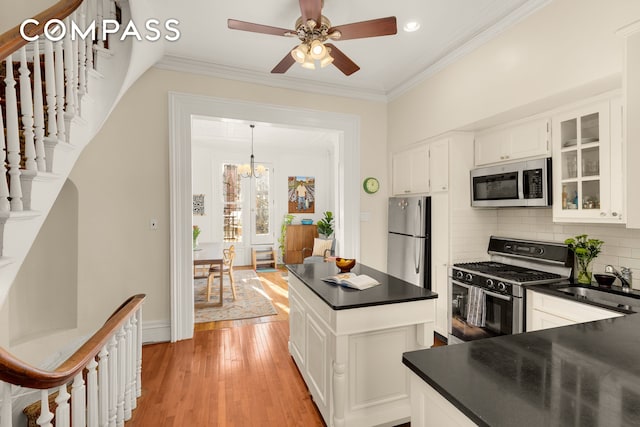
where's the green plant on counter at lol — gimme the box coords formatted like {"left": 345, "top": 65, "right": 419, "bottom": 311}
{"left": 565, "top": 234, "right": 604, "bottom": 285}
{"left": 278, "top": 214, "right": 295, "bottom": 262}
{"left": 317, "top": 211, "right": 334, "bottom": 238}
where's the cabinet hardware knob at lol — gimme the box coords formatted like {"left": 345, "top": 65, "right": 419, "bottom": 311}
{"left": 612, "top": 212, "right": 618, "bottom": 217}
{"left": 600, "top": 212, "right": 606, "bottom": 216}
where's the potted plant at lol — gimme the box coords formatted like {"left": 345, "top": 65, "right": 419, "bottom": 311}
{"left": 193, "top": 225, "right": 201, "bottom": 249}
{"left": 316, "top": 211, "right": 334, "bottom": 238}
{"left": 278, "top": 214, "right": 295, "bottom": 262}
{"left": 565, "top": 234, "right": 604, "bottom": 285}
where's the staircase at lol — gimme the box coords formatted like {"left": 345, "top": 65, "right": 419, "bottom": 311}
{"left": 0, "top": 0, "right": 160, "bottom": 424}
{"left": 0, "top": 0, "right": 159, "bottom": 307}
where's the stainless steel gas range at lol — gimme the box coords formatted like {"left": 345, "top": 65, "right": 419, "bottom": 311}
{"left": 448, "top": 236, "right": 573, "bottom": 344}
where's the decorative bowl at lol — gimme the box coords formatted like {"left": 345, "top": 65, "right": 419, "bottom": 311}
{"left": 335, "top": 257, "right": 356, "bottom": 273}
{"left": 301, "top": 219, "right": 313, "bottom": 225}
{"left": 594, "top": 273, "right": 616, "bottom": 288}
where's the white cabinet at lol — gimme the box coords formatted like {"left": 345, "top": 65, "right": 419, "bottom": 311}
{"left": 429, "top": 138, "right": 449, "bottom": 192}
{"left": 552, "top": 97, "right": 624, "bottom": 223}
{"left": 288, "top": 273, "right": 435, "bottom": 427}
{"left": 392, "top": 143, "right": 430, "bottom": 195}
{"left": 392, "top": 139, "right": 449, "bottom": 195}
{"left": 474, "top": 118, "right": 550, "bottom": 166}
{"left": 526, "top": 290, "right": 623, "bottom": 332}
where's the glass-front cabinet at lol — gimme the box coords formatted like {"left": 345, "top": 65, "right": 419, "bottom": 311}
{"left": 552, "top": 98, "right": 624, "bottom": 223}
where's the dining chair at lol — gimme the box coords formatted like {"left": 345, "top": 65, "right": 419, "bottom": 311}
{"left": 207, "top": 245, "right": 237, "bottom": 302}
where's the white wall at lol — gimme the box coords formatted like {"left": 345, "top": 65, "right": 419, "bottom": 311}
{"left": 191, "top": 136, "right": 336, "bottom": 265}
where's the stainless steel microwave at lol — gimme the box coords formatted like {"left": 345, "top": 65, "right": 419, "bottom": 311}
{"left": 470, "top": 157, "right": 552, "bottom": 207}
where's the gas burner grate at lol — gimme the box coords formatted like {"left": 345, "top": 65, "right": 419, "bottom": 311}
{"left": 454, "top": 261, "right": 563, "bottom": 283}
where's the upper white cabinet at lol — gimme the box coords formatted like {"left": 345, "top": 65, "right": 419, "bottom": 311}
{"left": 474, "top": 118, "right": 550, "bottom": 166}
{"left": 552, "top": 97, "right": 624, "bottom": 223}
{"left": 392, "top": 139, "right": 449, "bottom": 196}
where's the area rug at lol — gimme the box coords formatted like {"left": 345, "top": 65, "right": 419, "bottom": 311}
{"left": 194, "top": 269, "right": 277, "bottom": 323}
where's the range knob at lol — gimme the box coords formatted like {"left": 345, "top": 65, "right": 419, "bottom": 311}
{"left": 498, "top": 282, "right": 507, "bottom": 292}
{"left": 486, "top": 279, "right": 495, "bottom": 289}
{"left": 456, "top": 271, "right": 464, "bottom": 279}
{"left": 465, "top": 273, "right": 473, "bottom": 282}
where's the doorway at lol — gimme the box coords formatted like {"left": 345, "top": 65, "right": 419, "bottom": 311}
{"left": 169, "top": 93, "right": 361, "bottom": 342}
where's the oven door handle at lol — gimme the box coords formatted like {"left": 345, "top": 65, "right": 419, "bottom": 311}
{"left": 451, "top": 280, "right": 512, "bottom": 302}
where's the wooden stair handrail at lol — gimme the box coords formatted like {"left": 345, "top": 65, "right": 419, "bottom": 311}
{"left": 0, "top": 294, "right": 145, "bottom": 389}
{"left": 0, "top": 0, "right": 83, "bottom": 60}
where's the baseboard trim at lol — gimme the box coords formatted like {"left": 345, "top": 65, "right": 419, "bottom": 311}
{"left": 142, "top": 320, "right": 171, "bottom": 344}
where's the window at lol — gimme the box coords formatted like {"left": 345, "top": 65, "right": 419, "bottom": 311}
{"left": 222, "top": 164, "right": 242, "bottom": 242}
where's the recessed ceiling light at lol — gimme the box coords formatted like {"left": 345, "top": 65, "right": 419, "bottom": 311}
{"left": 403, "top": 21, "right": 420, "bottom": 32}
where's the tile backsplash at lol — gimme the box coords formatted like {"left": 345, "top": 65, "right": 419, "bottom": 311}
{"left": 496, "top": 208, "right": 640, "bottom": 289}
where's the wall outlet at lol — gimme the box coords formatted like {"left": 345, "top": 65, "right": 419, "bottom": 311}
{"left": 150, "top": 218, "right": 159, "bottom": 230}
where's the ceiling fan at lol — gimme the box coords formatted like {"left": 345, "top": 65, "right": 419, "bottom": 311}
{"left": 228, "top": 0, "right": 397, "bottom": 76}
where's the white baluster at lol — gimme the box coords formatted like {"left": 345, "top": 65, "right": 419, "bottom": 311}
{"left": 71, "top": 373, "right": 86, "bottom": 427}
{"left": 63, "top": 17, "right": 76, "bottom": 118}
{"left": 36, "top": 390, "right": 53, "bottom": 427}
{"left": 78, "top": 3, "right": 88, "bottom": 100}
{"left": 43, "top": 39, "right": 58, "bottom": 173}
{"left": 0, "top": 101, "right": 10, "bottom": 213}
{"left": 96, "top": 0, "right": 104, "bottom": 49}
{"left": 55, "top": 384, "right": 71, "bottom": 427}
{"left": 1, "top": 381, "right": 11, "bottom": 427}
{"left": 4, "top": 55, "right": 24, "bottom": 211}
{"left": 124, "top": 319, "right": 132, "bottom": 420}
{"left": 130, "top": 313, "right": 138, "bottom": 409}
{"left": 108, "top": 0, "right": 117, "bottom": 20}
{"left": 116, "top": 326, "right": 126, "bottom": 427}
{"left": 85, "top": 0, "right": 95, "bottom": 73}
{"left": 107, "top": 335, "right": 117, "bottom": 427}
{"left": 19, "top": 46, "right": 37, "bottom": 172}
{"left": 32, "top": 41, "right": 47, "bottom": 172}
{"left": 87, "top": 357, "right": 99, "bottom": 427}
{"left": 71, "top": 12, "right": 80, "bottom": 112}
{"left": 136, "top": 307, "right": 142, "bottom": 399}
{"left": 53, "top": 39, "right": 67, "bottom": 142}
{"left": 98, "top": 345, "right": 110, "bottom": 427}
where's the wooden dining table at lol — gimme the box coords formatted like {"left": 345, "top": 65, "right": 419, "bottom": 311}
{"left": 193, "top": 242, "right": 224, "bottom": 306}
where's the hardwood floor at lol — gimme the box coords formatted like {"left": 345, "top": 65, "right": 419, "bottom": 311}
{"left": 129, "top": 267, "right": 325, "bottom": 426}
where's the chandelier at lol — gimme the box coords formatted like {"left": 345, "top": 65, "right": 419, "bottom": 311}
{"left": 289, "top": 15, "right": 336, "bottom": 69}
{"left": 238, "top": 124, "right": 265, "bottom": 178}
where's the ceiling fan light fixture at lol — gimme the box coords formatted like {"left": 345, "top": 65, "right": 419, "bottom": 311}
{"left": 291, "top": 44, "right": 307, "bottom": 63}
{"left": 403, "top": 21, "right": 421, "bottom": 32}
{"left": 301, "top": 55, "right": 316, "bottom": 70}
{"left": 309, "top": 40, "right": 327, "bottom": 60}
{"left": 320, "top": 52, "right": 334, "bottom": 68}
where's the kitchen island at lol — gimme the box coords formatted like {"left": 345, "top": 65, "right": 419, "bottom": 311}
{"left": 287, "top": 262, "right": 437, "bottom": 427}
{"left": 403, "top": 311, "right": 640, "bottom": 426}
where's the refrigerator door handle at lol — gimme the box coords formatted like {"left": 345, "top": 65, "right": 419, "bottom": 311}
{"left": 415, "top": 199, "right": 422, "bottom": 237}
{"left": 414, "top": 237, "right": 421, "bottom": 274}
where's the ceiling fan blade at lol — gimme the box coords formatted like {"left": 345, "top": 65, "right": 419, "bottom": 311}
{"left": 228, "top": 19, "right": 293, "bottom": 37}
{"left": 299, "top": 0, "right": 322, "bottom": 25}
{"left": 325, "top": 43, "right": 360, "bottom": 76}
{"left": 271, "top": 51, "right": 296, "bottom": 74}
{"left": 330, "top": 17, "right": 397, "bottom": 40}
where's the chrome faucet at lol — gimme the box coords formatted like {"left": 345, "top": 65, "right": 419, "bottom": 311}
{"left": 605, "top": 265, "right": 631, "bottom": 292}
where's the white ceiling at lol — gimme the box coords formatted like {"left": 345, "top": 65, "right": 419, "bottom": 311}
{"left": 155, "top": 0, "right": 547, "bottom": 99}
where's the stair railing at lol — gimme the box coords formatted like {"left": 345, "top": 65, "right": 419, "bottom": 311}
{"left": 0, "top": 0, "right": 111, "bottom": 221}
{"left": 0, "top": 294, "right": 145, "bottom": 427}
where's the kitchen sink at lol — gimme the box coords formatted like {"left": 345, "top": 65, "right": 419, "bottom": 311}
{"left": 556, "top": 286, "right": 640, "bottom": 312}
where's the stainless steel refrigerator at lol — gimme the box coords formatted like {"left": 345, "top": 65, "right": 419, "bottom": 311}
{"left": 387, "top": 196, "right": 431, "bottom": 289}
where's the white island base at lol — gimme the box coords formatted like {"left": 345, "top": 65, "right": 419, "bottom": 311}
{"left": 288, "top": 273, "right": 436, "bottom": 427}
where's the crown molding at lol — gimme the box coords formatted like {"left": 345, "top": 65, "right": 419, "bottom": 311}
{"left": 154, "top": 55, "right": 389, "bottom": 102}
{"left": 386, "top": 0, "right": 552, "bottom": 101}
{"left": 617, "top": 20, "right": 640, "bottom": 37}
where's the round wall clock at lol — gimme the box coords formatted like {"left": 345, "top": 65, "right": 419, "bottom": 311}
{"left": 363, "top": 177, "right": 380, "bottom": 194}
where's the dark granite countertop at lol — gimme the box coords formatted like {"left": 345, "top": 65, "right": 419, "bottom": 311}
{"left": 526, "top": 282, "right": 640, "bottom": 314}
{"left": 403, "top": 308, "right": 640, "bottom": 426}
{"left": 286, "top": 262, "right": 437, "bottom": 310}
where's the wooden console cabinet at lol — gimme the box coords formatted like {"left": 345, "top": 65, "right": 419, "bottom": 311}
{"left": 285, "top": 224, "right": 318, "bottom": 264}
